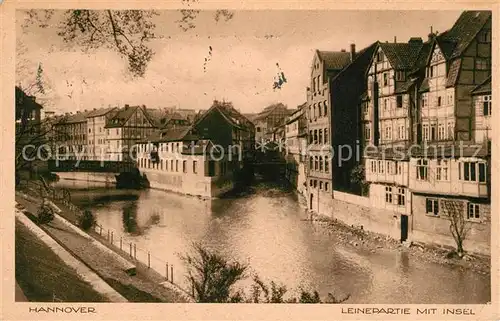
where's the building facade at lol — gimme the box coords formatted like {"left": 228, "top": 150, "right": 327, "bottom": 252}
{"left": 86, "top": 107, "right": 117, "bottom": 161}
{"left": 285, "top": 103, "right": 307, "bottom": 193}
{"left": 104, "top": 105, "right": 157, "bottom": 162}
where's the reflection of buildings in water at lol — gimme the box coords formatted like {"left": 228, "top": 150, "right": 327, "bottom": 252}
{"left": 122, "top": 201, "right": 140, "bottom": 235}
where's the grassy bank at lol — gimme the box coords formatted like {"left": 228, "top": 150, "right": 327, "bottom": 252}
{"left": 15, "top": 220, "right": 108, "bottom": 302}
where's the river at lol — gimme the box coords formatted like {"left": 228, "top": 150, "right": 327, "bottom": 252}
{"left": 52, "top": 179, "right": 490, "bottom": 304}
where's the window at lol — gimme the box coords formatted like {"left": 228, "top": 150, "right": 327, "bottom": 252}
{"left": 384, "top": 126, "right": 392, "bottom": 140}
{"left": 430, "top": 124, "right": 436, "bottom": 141}
{"left": 436, "top": 159, "right": 449, "bottom": 181}
{"left": 319, "top": 156, "right": 323, "bottom": 172}
{"left": 309, "top": 130, "right": 313, "bottom": 144}
{"left": 257, "top": 127, "right": 261, "bottom": 133}
{"left": 313, "top": 180, "right": 317, "bottom": 188}
{"left": 421, "top": 94, "right": 427, "bottom": 108}
{"left": 170, "top": 160, "right": 174, "bottom": 170}
{"left": 396, "top": 71, "right": 405, "bottom": 81}
{"left": 425, "top": 198, "right": 439, "bottom": 216}
{"left": 324, "top": 128, "right": 329, "bottom": 143}
{"left": 386, "top": 161, "right": 393, "bottom": 175}
{"left": 183, "top": 160, "right": 187, "bottom": 173}
{"left": 383, "top": 73, "right": 388, "bottom": 86}
{"left": 325, "top": 182, "right": 329, "bottom": 191}
{"left": 309, "top": 156, "right": 313, "bottom": 169}
{"left": 148, "top": 159, "right": 151, "bottom": 169}
{"left": 193, "top": 160, "right": 198, "bottom": 174}
{"left": 324, "top": 157, "right": 329, "bottom": 173}
{"left": 397, "top": 125, "right": 405, "bottom": 140}
{"left": 364, "top": 124, "right": 371, "bottom": 140}
{"left": 319, "top": 181, "right": 323, "bottom": 190}
{"left": 323, "top": 102, "right": 328, "bottom": 116}
{"left": 315, "top": 156, "right": 319, "bottom": 170}
{"left": 396, "top": 161, "right": 402, "bottom": 175}
{"left": 313, "top": 104, "right": 317, "bottom": 118}
{"left": 376, "top": 51, "right": 383, "bottom": 62}
{"left": 175, "top": 160, "right": 179, "bottom": 172}
{"left": 437, "top": 96, "right": 442, "bottom": 107}
{"left": 385, "top": 186, "right": 393, "bottom": 203}
{"left": 371, "top": 160, "right": 376, "bottom": 173}
{"left": 438, "top": 123, "right": 446, "bottom": 140}
{"left": 363, "top": 102, "right": 369, "bottom": 115}
{"left": 460, "top": 161, "right": 487, "bottom": 183}
{"left": 384, "top": 99, "right": 388, "bottom": 110}
{"left": 397, "top": 188, "right": 405, "bottom": 206}
{"left": 397, "top": 95, "right": 403, "bottom": 108}
{"left": 483, "top": 95, "right": 491, "bottom": 116}
{"left": 467, "top": 203, "right": 480, "bottom": 220}
{"left": 378, "top": 160, "right": 384, "bottom": 174}
{"left": 89, "top": 128, "right": 91, "bottom": 133}
{"left": 310, "top": 180, "right": 313, "bottom": 186}
{"left": 318, "top": 104, "right": 322, "bottom": 117}
{"left": 319, "top": 129, "right": 323, "bottom": 144}
{"left": 416, "top": 159, "right": 428, "bottom": 180}
{"left": 475, "top": 58, "right": 490, "bottom": 70}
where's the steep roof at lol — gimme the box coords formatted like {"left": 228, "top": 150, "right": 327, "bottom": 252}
{"left": 439, "top": 11, "right": 491, "bottom": 59}
{"left": 195, "top": 100, "right": 255, "bottom": 132}
{"left": 379, "top": 42, "right": 423, "bottom": 69}
{"left": 471, "top": 76, "right": 491, "bottom": 95}
{"left": 65, "top": 110, "right": 92, "bottom": 124}
{"left": 331, "top": 42, "right": 378, "bottom": 84}
{"left": 317, "top": 50, "right": 352, "bottom": 70}
{"left": 86, "top": 107, "right": 117, "bottom": 118}
{"left": 105, "top": 105, "right": 142, "bottom": 128}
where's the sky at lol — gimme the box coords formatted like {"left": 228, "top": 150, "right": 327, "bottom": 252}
{"left": 16, "top": 10, "right": 462, "bottom": 115}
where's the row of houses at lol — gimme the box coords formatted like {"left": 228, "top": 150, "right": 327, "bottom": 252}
{"left": 284, "top": 11, "right": 492, "bottom": 254}
{"left": 43, "top": 100, "right": 255, "bottom": 198}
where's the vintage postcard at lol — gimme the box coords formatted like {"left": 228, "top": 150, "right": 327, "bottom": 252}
{"left": 1, "top": 0, "right": 498, "bottom": 320}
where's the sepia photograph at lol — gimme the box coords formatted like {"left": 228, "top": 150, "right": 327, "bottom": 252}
{"left": 4, "top": 3, "right": 497, "bottom": 318}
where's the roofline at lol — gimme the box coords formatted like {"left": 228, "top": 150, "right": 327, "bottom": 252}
{"left": 471, "top": 75, "right": 492, "bottom": 95}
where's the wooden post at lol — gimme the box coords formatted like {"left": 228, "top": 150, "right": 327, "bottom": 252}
{"left": 148, "top": 251, "right": 150, "bottom": 268}
{"left": 107, "top": 229, "right": 110, "bottom": 241}
{"left": 129, "top": 243, "right": 133, "bottom": 257}
{"left": 99, "top": 225, "right": 102, "bottom": 236}
{"left": 165, "top": 263, "right": 169, "bottom": 280}
{"left": 170, "top": 265, "right": 174, "bottom": 283}
{"left": 192, "top": 284, "right": 195, "bottom": 297}
{"left": 111, "top": 231, "right": 114, "bottom": 244}
{"left": 133, "top": 243, "right": 137, "bottom": 260}
{"left": 120, "top": 237, "right": 122, "bottom": 250}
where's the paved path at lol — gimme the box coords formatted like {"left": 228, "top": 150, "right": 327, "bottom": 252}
{"left": 15, "top": 204, "right": 128, "bottom": 303}
{"left": 16, "top": 194, "right": 188, "bottom": 302}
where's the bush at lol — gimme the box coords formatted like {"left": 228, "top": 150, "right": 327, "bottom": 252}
{"left": 78, "top": 210, "right": 96, "bottom": 231}
{"left": 37, "top": 200, "right": 54, "bottom": 224}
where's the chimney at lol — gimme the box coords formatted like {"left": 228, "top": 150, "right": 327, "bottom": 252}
{"left": 93, "top": 108, "right": 97, "bottom": 110}
{"left": 408, "top": 37, "right": 423, "bottom": 45}
{"left": 124, "top": 104, "right": 130, "bottom": 109}
{"left": 428, "top": 26, "right": 434, "bottom": 41}
{"left": 394, "top": 36, "right": 397, "bottom": 43}
{"left": 341, "top": 49, "right": 346, "bottom": 52}
{"left": 350, "top": 43, "right": 356, "bottom": 61}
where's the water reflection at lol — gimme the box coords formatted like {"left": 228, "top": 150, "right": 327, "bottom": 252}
{"left": 52, "top": 179, "right": 491, "bottom": 304}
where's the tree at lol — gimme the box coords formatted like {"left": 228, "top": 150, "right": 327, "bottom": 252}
{"left": 442, "top": 199, "right": 471, "bottom": 258}
{"left": 37, "top": 198, "right": 55, "bottom": 224}
{"left": 181, "top": 243, "right": 351, "bottom": 303}
{"left": 181, "top": 242, "right": 248, "bottom": 303}
{"left": 350, "top": 163, "right": 369, "bottom": 196}
{"left": 20, "top": 9, "right": 234, "bottom": 78}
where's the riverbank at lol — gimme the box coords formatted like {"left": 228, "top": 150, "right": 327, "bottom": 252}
{"left": 15, "top": 190, "right": 191, "bottom": 303}
{"left": 15, "top": 219, "right": 108, "bottom": 302}
{"left": 306, "top": 211, "right": 490, "bottom": 276}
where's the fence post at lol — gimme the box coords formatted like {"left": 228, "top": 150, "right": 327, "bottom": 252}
{"left": 111, "top": 231, "right": 114, "bottom": 244}
{"left": 107, "top": 230, "right": 110, "bottom": 241}
{"left": 165, "top": 263, "right": 168, "bottom": 280}
{"left": 120, "top": 237, "right": 122, "bottom": 250}
{"left": 99, "top": 225, "right": 102, "bottom": 236}
{"left": 192, "top": 284, "right": 195, "bottom": 298}
{"left": 129, "top": 243, "right": 133, "bottom": 257}
{"left": 170, "top": 265, "right": 173, "bottom": 283}
{"left": 148, "top": 251, "right": 150, "bottom": 268}
{"left": 133, "top": 243, "right": 137, "bottom": 260}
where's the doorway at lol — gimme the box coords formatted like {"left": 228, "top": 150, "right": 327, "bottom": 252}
{"left": 400, "top": 215, "right": 408, "bottom": 242}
